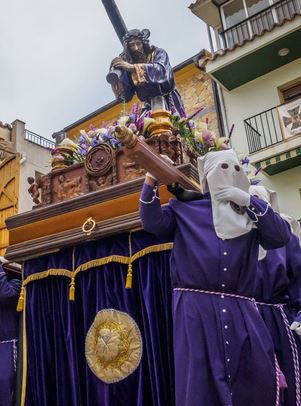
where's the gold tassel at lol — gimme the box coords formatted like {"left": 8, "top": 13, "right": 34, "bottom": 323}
{"left": 17, "top": 286, "right": 25, "bottom": 312}
{"left": 69, "top": 277, "right": 75, "bottom": 301}
{"left": 125, "top": 263, "right": 133, "bottom": 289}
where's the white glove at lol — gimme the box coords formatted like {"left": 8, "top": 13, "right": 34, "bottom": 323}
{"left": 215, "top": 186, "right": 251, "bottom": 207}
{"left": 160, "top": 154, "right": 174, "bottom": 165}
{"left": 145, "top": 172, "right": 157, "bottom": 181}
{"left": 0, "top": 256, "right": 8, "bottom": 264}
{"left": 146, "top": 154, "right": 174, "bottom": 181}
{"left": 290, "top": 321, "right": 301, "bottom": 335}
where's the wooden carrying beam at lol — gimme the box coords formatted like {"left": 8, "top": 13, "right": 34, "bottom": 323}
{"left": 115, "top": 126, "right": 200, "bottom": 191}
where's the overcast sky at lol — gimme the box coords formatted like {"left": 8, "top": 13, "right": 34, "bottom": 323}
{"left": 0, "top": 0, "right": 209, "bottom": 139}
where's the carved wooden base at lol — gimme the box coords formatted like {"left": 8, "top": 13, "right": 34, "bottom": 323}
{"left": 28, "top": 133, "right": 185, "bottom": 208}
{"left": 7, "top": 164, "right": 198, "bottom": 262}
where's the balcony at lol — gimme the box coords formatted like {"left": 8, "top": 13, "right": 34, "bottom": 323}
{"left": 244, "top": 98, "right": 301, "bottom": 174}
{"left": 220, "top": 0, "right": 301, "bottom": 49}
{"left": 25, "top": 130, "right": 55, "bottom": 149}
{"left": 204, "top": 10, "right": 301, "bottom": 90}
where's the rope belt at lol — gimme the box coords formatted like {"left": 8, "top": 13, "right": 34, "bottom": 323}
{"left": 173, "top": 287, "right": 257, "bottom": 304}
{"left": 256, "top": 302, "right": 301, "bottom": 406}
{"left": 0, "top": 339, "right": 18, "bottom": 372}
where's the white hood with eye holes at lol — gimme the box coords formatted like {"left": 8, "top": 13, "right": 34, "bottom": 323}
{"left": 198, "top": 149, "right": 253, "bottom": 239}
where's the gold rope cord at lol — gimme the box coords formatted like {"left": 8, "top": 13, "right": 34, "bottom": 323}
{"left": 20, "top": 286, "right": 27, "bottom": 406}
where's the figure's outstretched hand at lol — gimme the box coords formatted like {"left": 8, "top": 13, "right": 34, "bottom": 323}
{"left": 112, "top": 59, "right": 135, "bottom": 72}
{"left": 111, "top": 57, "right": 123, "bottom": 66}
{"left": 112, "top": 82, "right": 124, "bottom": 99}
{"left": 215, "top": 186, "right": 250, "bottom": 207}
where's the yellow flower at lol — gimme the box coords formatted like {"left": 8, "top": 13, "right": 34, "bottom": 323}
{"left": 118, "top": 116, "right": 130, "bottom": 127}
{"left": 215, "top": 137, "right": 229, "bottom": 150}
{"left": 194, "top": 132, "right": 204, "bottom": 144}
{"left": 59, "top": 138, "right": 79, "bottom": 151}
{"left": 195, "top": 121, "right": 208, "bottom": 132}
{"left": 143, "top": 117, "right": 155, "bottom": 133}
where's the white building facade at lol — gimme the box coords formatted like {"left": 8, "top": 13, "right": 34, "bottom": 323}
{"left": 190, "top": 0, "right": 301, "bottom": 219}
{"left": 0, "top": 120, "right": 53, "bottom": 254}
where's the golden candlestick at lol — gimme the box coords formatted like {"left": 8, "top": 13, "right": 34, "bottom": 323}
{"left": 148, "top": 109, "right": 173, "bottom": 137}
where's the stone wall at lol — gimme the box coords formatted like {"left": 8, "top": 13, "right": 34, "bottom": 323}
{"left": 175, "top": 64, "right": 219, "bottom": 136}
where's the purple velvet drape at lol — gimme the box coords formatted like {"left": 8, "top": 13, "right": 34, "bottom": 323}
{"left": 0, "top": 268, "right": 20, "bottom": 406}
{"left": 23, "top": 231, "right": 174, "bottom": 406}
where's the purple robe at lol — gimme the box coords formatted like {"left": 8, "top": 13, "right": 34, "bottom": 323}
{"left": 0, "top": 267, "right": 21, "bottom": 406}
{"left": 120, "top": 48, "right": 186, "bottom": 117}
{"left": 255, "top": 234, "right": 301, "bottom": 406}
{"left": 139, "top": 184, "right": 291, "bottom": 406}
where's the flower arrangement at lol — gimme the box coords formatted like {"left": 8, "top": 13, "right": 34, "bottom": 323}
{"left": 51, "top": 103, "right": 156, "bottom": 168}
{"left": 171, "top": 113, "right": 230, "bottom": 156}
{"left": 51, "top": 103, "right": 232, "bottom": 170}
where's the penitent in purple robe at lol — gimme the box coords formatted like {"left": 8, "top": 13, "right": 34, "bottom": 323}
{"left": 0, "top": 266, "right": 21, "bottom": 406}
{"left": 255, "top": 234, "right": 301, "bottom": 406}
{"left": 139, "top": 184, "right": 291, "bottom": 406}
{"left": 119, "top": 48, "right": 186, "bottom": 117}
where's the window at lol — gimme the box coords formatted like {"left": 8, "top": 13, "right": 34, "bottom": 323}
{"left": 245, "top": 0, "right": 270, "bottom": 17}
{"left": 220, "top": 0, "right": 275, "bottom": 46}
{"left": 281, "top": 82, "right": 301, "bottom": 103}
{"left": 221, "top": 0, "right": 247, "bottom": 29}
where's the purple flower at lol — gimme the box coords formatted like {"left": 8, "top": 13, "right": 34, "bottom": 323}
{"left": 91, "top": 138, "right": 99, "bottom": 147}
{"left": 202, "top": 130, "right": 216, "bottom": 146}
{"left": 78, "top": 147, "right": 88, "bottom": 155}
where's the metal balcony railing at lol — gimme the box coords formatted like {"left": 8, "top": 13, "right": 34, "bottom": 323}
{"left": 25, "top": 129, "right": 55, "bottom": 149}
{"left": 244, "top": 105, "right": 283, "bottom": 153}
{"left": 220, "top": 0, "right": 301, "bottom": 49}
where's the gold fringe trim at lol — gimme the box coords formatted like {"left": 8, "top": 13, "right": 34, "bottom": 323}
{"left": 21, "top": 243, "right": 174, "bottom": 287}
{"left": 75, "top": 255, "right": 129, "bottom": 276}
{"left": 131, "top": 243, "right": 173, "bottom": 262}
{"left": 23, "top": 269, "right": 73, "bottom": 287}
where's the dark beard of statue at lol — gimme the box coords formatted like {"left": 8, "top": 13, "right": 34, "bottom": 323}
{"left": 131, "top": 50, "right": 147, "bottom": 63}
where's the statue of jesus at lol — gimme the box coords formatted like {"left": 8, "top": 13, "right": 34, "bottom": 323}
{"left": 107, "top": 28, "right": 186, "bottom": 117}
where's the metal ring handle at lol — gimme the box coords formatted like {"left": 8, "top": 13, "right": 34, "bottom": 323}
{"left": 82, "top": 217, "right": 96, "bottom": 236}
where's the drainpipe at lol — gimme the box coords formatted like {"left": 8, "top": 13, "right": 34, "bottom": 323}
{"left": 212, "top": 81, "right": 226, "bottom": 137}
{"left": 216, "top": 82, "right": 229, "bottom": 136}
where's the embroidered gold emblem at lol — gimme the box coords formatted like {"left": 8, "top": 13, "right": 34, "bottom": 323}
{"left": 85, "top": 309, "right": 142, "bottom": 383}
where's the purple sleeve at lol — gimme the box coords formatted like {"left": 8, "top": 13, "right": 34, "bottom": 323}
{"left": 247, "top": 196, "right": 291, "bottom": 249}
{"left": 144, "top": 49, "right": 173, "bottom": 85}
{"left": 0, "top": 267, "right": 21, "bottom": 303}
{"left": 286, "top": 235, "right": 301, "bottom": 311}
{"left": 139, "top": 183, "right": 176, "bottom": 239}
